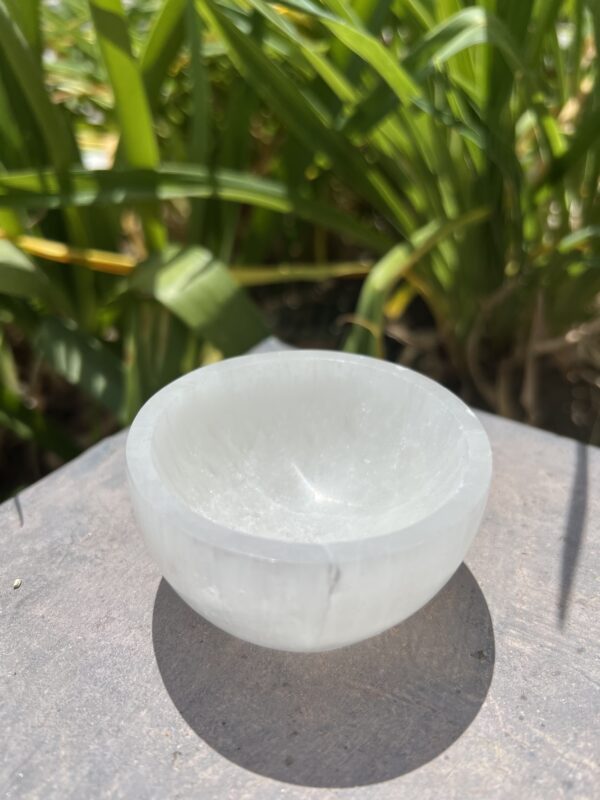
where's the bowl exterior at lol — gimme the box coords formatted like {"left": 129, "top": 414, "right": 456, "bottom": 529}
{"left": 129, "top": 471, "right": 490, "bottom": 652}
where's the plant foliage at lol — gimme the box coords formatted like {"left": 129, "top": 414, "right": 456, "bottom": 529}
{"left": 0, "top": 0, "right": 598, "bottom": 475}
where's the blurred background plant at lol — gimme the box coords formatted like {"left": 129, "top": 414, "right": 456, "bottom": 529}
{"left": 0, "top": 0, "right": 598, "bottom": 497}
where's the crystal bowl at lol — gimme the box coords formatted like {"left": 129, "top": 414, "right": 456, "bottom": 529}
{"left": 126, "top": 350, "right": 492, "bottom": 652}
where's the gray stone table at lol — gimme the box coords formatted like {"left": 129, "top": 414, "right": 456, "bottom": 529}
{"left": 1, "top": 354, "right": 599, "bottom": 798}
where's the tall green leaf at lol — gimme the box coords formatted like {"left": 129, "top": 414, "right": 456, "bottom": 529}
{"left": 0, "top": 6, "right": 77, "bottom": 170}
{"left": 197, "top": 0, "right": 416, "bottom": 229}
{"left": 140, "top": 0, "right": 187, "bottom": 108}
{"left": 344, "top": 208, "right": 490, "bottom": 355}
{"left": 405, "top": 7, "right": 527, "bottom": 84}
{"left": 123, "top": 299, "right": 198, "bottom": 420}
{"left": 131, "top": 246, "right": 268, "bottom": 356}
{"left": 215, "top": 79, "right": 258, "bottom": 261}
{"left": 0, "top": 2, "right": 99, "bottom": 251}
{"left": 186, "top": 0, "right": 210, "bottom": 242}
{"left": 35, "top": 317, "right": 124, "bottom": 416}
{"left": 0, "top": 241, "right": 69, "bottom": 311}
{"left": 528, "top": 0, "right": 563, "bottom": 63}
{"left": 543, "top": 105, "right": 600, "bottom": 186}
{"left": 0, "top": 165, "right": 393, "bottom": 252}
{"left": 4, "top": 0, "right": 41, "bottom": 59}
{"left": 88, "top": 0, "right": 166, "bottom": 250}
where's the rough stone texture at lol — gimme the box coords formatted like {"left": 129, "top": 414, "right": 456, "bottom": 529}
{"left": 1, "top": 382, "right": 599, "bottom": 798}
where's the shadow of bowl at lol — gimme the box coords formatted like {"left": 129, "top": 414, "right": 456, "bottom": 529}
{"left": 152, "top": 564, "right": 494, "bottom": 788}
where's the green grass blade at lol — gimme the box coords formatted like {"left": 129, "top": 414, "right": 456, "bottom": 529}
{"left": 528, "top": 0, "right": 562, "bottom": 62}
{"left": 405, "top": 7, "right": 527, "bottom": 81}
{"left": 186, "top": 0, "right": 210, "bottom": 243}
{"left": 557, "top": 226, "right": 600, "bottom": 254}
{"left": 131, "top": 246, "right": 268, "bottom": 356}
{"left": 114, "top": 0, "right": 186, "bottom": 166}
{"left": 0, "top": 328, "right": 20, "bottom": 394}
{"left": 88, "top": 0, "right": 159, "bottom": 167}
{"left": 569, "top": 0, "right": 585, "bottom": 99}
{"left": 0, "top": 209, "right": 22, "bottom": 237}
{"left": 88, "top": 0, "right": 166, "bottom": 251}
{"left": 0, "top": 240, "right": 69, "bottom": 311}
{"left": 198, "top": 0, "right": 416, "bottom": 229}
{"left": 542, "top": 104, "right": 600, "bottom": 186}
{"left": 0, "top": 73, "right": 24, "bottom": 237}
{"left": 215, "top": 79, "right": 258, "bottom": 261}
{"left": 0, "top": 165, "right": 394, "bottom": 252}
{"left": 344, "top": 207, "right": 490, "bottom": 356}
{"left": 0, "top": 2, "right": 119, "bottom": 254}
{"left": 434, "top": 0, "right": 475, "bottom": 82}
{"left": 35, "top": 316, "right": 124, "bottom": 415}
{"left": 255, "top": 1, "right": 440, "bottom": 224}
{"left": 0, "top": 56, "right": 33, "bottom": 170}
{"left": 122, "top": 299, "right": 198, "bottom": 419}
{"left": 394, "top": 0, "right": 434, "bottom": 29}
{"left": 140, "top": 0, "right": 186, "bottom": 109}
{"left": 270, "top": 0, "right": 420, "bottom": 101}
{"left": 247, "top": 0, "right": 355, "bottom": 101}
{"left": 321, "top": 17, "right": 419, "bottom": 101}
{"left": 0, "top": 5, "right": 77, "bottom": 171}
{"left": 231, "top": 261, "right": 372, "bottom": 285}
{"left": 336, "top": 0, "right": 393, "bottom": 83}
{"left": 198, "top": 1, "right": 347, "bottom": 157}
{"left": 0, "top": 4, "right": 109, "bottom": 250}
{"left": 4, "top": 0, "right": 41, "bottom": 59}
{"left": 485, "top": 0, "right": 535, "bottom": 126}
{"left": 352, "top": 0, "right": 392, "bottom": 33}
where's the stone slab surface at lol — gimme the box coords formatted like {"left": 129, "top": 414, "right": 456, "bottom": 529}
{"left": 1, "top": 369, "right": 599, "bottom": 798}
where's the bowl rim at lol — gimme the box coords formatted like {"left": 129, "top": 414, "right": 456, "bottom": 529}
{"left": 126, "top": 349, "right": 492, "bottom": 563}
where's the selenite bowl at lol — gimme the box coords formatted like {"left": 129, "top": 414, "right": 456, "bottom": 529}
{"left": 126, "top": 350, "right": 492, "bottom": 652}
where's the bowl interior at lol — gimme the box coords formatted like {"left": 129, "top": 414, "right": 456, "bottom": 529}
{"left": 151, "top": 355, "right": 470, "bottom": 544}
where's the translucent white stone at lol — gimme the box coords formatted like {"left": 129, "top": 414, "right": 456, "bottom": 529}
{"left": 126, "top": 351, "right": 492, "bottom": 652}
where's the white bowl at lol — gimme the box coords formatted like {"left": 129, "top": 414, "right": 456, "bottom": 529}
{"left": 126, "top": 350, "right": 492, "bottom": 652}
